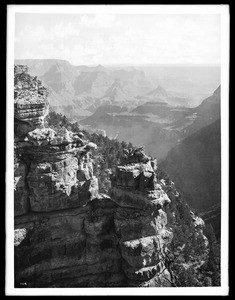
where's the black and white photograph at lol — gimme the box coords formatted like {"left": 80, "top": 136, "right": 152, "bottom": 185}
{"left": 6, "top": 4, "right": 229, "bottom": 296}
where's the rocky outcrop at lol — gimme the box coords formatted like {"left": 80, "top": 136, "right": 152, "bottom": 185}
{"left": 14, "top": 66, "right": 174, "bottom": 287}
{"left": 14, "top": 65, "right": 49, "bottom": 138}
{"left": 111, "top": 148, "right": 172, "bottom": 287}
{"left": 14, "top": 67, "right": 98, "bottom": 217}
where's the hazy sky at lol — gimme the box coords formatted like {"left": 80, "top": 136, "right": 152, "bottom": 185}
{"left": 14, "top": 13, "right": 221, "bottom": 66}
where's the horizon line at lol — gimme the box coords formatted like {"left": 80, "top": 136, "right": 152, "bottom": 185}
{"left": 14, "top": 58, "right": 221, "bottom": 68}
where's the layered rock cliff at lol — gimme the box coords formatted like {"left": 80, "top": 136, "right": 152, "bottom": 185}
{"left": 14, "top": 65, "right": 210, "bottom": 288}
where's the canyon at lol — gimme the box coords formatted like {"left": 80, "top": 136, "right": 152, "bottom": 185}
{"left": 15, "top": 59, "right": 220, "bottom": 119}
{"left": 14, "top": 65, "right": 214, "bottom": 287}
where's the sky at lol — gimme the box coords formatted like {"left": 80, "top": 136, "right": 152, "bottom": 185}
{"left": 14, "top": 12, "right": 221, "bottom": 66}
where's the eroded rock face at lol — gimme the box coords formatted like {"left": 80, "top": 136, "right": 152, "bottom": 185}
{"left": 14, "top": 198, "right": 126, "bottom": 287}
{"left": 15, "top": 133, "right": 99, "bottom": 213}
{"left": 111, "top": 161, "right": 170, "bottom": 210}
{"left": 14, "top": 65, "right": 99, "bottom": 215}
{"left": 14, "top": 65, "right": 49, "bottom": 138}
{"left": 14, "top": 65, "right": 173, "bottom": 288}
{"left": 111, "top": 159, "right": 172, "bottom": 286}
{"left": 15, "top": 149, "right": 172, "bottom": 287}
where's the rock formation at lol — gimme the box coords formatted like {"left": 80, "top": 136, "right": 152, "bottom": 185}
{"left": 110, "top": 149, "right": 173, "bottom": 287}
{"left": 14, "top": 65, "right": 208, "bottom": 288}
{"left": 14, "top": 65, "right": 49, "bottom": 138}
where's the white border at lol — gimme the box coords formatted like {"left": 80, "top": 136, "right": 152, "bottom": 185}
{"left": 6, "top": 4, "right": 229, "bottom": 296}
{"left": 6, "top": 4, "right": 229, "bottom": 14}
{"left": 220, "top": 4, "right": 230, "bottom": 295}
